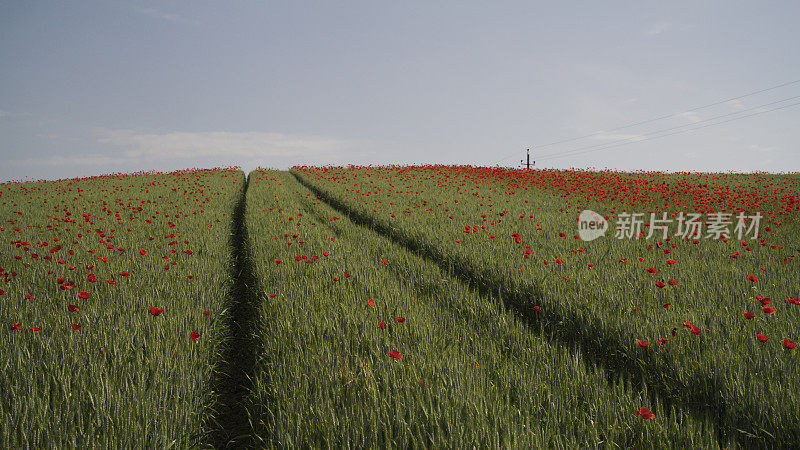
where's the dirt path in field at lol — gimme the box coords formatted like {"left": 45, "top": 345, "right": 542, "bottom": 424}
{"left": 204, "top": 174, "right": 265, "bottom": 448}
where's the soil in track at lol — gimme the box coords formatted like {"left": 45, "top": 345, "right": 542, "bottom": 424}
{"left": 204, "top": 174, "right": 265, "bottom": 448}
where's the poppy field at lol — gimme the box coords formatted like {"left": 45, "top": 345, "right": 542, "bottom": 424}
{"left": 291, "top": 165, "right": 800, "bottom": 448}
{"left": 1, "top": 168, "right": 243, "bottom": 447}
{"left": 241, "top": 169, "right": 720, "bottom": 447}
{"left": 1, "top": 165, "right": 798, "bottom": 447}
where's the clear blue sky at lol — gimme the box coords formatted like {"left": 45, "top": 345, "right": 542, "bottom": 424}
{"left": 2, "top": 1, "right": 799, "bottom": 182}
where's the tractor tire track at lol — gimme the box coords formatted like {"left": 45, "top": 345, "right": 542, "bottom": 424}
{"left": 203, "top": 173, "right": 266, "bottom": 449}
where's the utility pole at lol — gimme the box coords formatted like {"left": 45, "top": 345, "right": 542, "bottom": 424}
{"left": 520, "top": 148, "right": 534, "bottom": 169}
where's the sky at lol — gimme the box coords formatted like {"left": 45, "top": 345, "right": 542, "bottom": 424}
{"left": 1, "top": 1, "right": 799, "bottom": 182}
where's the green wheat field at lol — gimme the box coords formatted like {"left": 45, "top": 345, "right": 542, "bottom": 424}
{"left": 1, "top": 165, "right": 798, "bottom": 448}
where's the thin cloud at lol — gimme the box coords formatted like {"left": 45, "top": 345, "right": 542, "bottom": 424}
{"left": 591, "top": 130, "right": 646, "bottom": 142}
{"left": 0, "top": 110, "right": 35, "bottom": 119}
{"left": 95, "top": 129, "right": 354, "bottom": 160}
{"left": 646, "top": 22, "right": 672, "bottom": 37}
{"left": 749, "top": 144, "right": 776, "bottom": 153}
{"left": 128, "top": 4, "right": 200, "bottom": 25}
{"left": 12, "top": 153, "right": 122, "bottom": 167}
{"left": 727, "top": 99, "right": 746, "bottom": 111}
{"left": 11, "top": 129, "right": 358, "bottom": 169}
{"left": 678, "top": 111, "right": 702, "bottom": 123}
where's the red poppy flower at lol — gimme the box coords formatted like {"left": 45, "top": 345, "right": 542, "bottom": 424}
{"left": 31, "top": 327, "right": 40, "bottom": 332}
{"left": 77, "top": 292, "right": 91, "bottom": 300}
{"left": 322, "top": 251, "right": 329, "bottom": 256}
{"left": 203, "top": 311, "right": 210, "bottom": 316}
{"left": 275, "top": 259, "right": 283, "bottom": 265}
{"left": 533, "top": 306, "right": 541, "bottom": 311}
{"left": 396, "top": 317, "right": 406, "bottom": 323}
{"left": 663, "top": 303, "right": 672, "bottom": 309}
{"left": 747, "top": 274, "right": 759, "bottom": 282}
{"left": 657, "top": 338, "right": 667, "bottom": 346}
{"left": 744, "top": 312, "right": 755, "bottom": 319}
{"left": 787, "top": 297, "right": 800, "bottom": 305}
{"left": 668, "top": 278, "right": 677, "bottom": 286}
{"left": 190, "top": 331, "right": 200, "bottom": 340}
{"left": 71, "top": 324, "right": 81, "bottom": 330}
{"left": 381, "top": 259, "right": 389, "bottom": 265}
{"left": 140, "top": 249, "right": 147, "bottom": 255}
{"left": 11, "top": 322, "right": 23, "bottom": 331}
{"left": 56, "top": 278, "right": 65, "bottom": 284}
{"left": 388, "top": 349, "right": 403, "bottom": 359}
{"left": 655, "top": 281, "right": 665, "bottom": 288}
{"left": 119, "top": 271, "right": 129, "bottom": 277}
{"left": 367, "top": 299, "right": 375, "bottom": 308}
{"left": 691, "top": 325, "right": 702, "bottom": 335}
{"left": 646, "top": 267, "right": 657, "bottom": 273}
{"left": 761, "top": 305, "right": 775, "bottom": 314}
{"left": 187, "top": 275, "right": 193, "bottom": 279}
{"left": 637, "top": 340, "right": 648, "bottom": 347}
{"left": 757, "top": 334, "right": 769, "bottom": 343}
{"left": 26, "top": 293, "right": 35, "bottom": 300}
{"left": 106, "top": 279, "right": 116, "bottom": 285}
{"left": 783, "top": 339, "right": 797, "bottom": 349}
{"left": 269, "top": 293, "right": 277, "bottom": 298}
{"left": 635, "top": 407, "right": 655, "bottom": 420}
{"left": 666, "top": 259, "right": 677, "bottom": 264}
{"left": 378, "top": 322, "right": 387, "bottom": 329}
{"left": 68, "top": 304, "right": 79, "bottom": 312}
{"left": 149, "top": 306, "right": 163, "bottom": 316}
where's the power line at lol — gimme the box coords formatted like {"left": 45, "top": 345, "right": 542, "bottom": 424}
{"left": 534, "top": 78, "right": 800, "bottom": 150}
{"left": 487, "top": 77, "right": 800, "bottom": 166}
{"left": 536, "top": 100, "right": 800, "bottom": 162}
{"left": 534, "top": 94, "right": 800, "bottom": 160}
